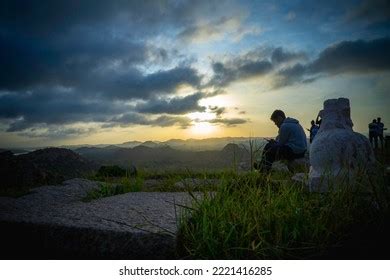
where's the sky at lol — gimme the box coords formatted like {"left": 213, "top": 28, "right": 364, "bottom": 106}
{"left": 0, "top": 0, "right": 389, "bottom": 148}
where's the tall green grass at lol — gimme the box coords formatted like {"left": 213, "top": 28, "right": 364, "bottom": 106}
{"left": 177, "top": 169, "right": 389, "bottom": 259}
{"left": 84, "top": 167, "right": 233, "bottom": 197}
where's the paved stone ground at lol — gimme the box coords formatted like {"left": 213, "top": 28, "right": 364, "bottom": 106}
{"left": 0, "top": 178, "right": 204, "bottom": 259}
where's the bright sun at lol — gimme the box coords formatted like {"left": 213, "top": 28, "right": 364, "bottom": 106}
{"left": 187, "top": 111, "right": 216, "bottom": 135}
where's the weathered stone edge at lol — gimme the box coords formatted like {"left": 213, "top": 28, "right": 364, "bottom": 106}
{"left": 0, "top": 220, "right": 176, "bottom": 260}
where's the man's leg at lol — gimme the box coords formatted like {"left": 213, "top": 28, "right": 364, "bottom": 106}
{"left": 255, "top": 142, "right": 277, "bottom": 172}
{"left": 254, "top": 142, "right": 270, "bottom": 170}
{"left": 274, "top": 145, "right": 295, "bottom": 161}
{"left": 256, "top": 143, "right": 295, "bottom": 172}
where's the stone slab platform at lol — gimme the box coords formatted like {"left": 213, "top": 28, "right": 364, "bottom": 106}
{"left": 0, "top": 179, "right": 200, "bottom": 259}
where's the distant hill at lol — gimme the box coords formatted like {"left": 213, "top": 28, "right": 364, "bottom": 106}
{"left": 75, "top": 143, "right": 250, "bottom": 170}
{"left": 58, "top": 144, "right": 111, "bottom": 149}
{"left": 118, "top": 141, "right": 143, "bottom": 148}
{"left": 139, "top": 141, "right": 162, "bottom": 148}
{"left": 0, "top": 148, "right": 98, "bottom": 190}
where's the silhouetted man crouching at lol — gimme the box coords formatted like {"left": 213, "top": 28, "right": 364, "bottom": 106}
{"left": 255, "top": 110, "right": 307, "bottom": 173}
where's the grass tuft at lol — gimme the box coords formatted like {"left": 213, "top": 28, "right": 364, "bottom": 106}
{"left": 82, "top": 176, "right": 144, "bottom": 202}
{"left": 177, "top": 169, "right": 390, "bottom": 259}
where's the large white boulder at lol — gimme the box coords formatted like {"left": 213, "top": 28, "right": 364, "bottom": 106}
{"left": 309, "top": 98, "right": 375, "bottom": 192}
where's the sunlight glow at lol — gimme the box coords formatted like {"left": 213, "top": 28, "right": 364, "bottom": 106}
{"left": 199, "top": 94, "right": 235, "bottom": 108}
{"left": 187, "top": 111, "right": 215, "bottom": 121}
{"left": 190, "top": 121, "right": 215, "bottom": 135}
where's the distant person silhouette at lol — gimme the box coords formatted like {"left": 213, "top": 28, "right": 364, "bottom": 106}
{"left": 307, "top": 120, "right": 319, "bottom": 143}
{"left": 377, "top": 117, "right": 387, "bottom": 150}
{"left": 368, "top": 119, "right": 378, "bottom": 149}
{"left": 254, "top": 110, "right": 307, "bottom": 173}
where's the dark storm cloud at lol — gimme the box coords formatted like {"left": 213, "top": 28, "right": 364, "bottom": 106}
{"left": 0, "top": 0, "right": 227, "bottom": 37}
{"left": 131, "top": 67, "right": 202, "bottom": 99}
{"left": 209, "top": 47, "right": 306, "bottom": 87}
{"left": 0, "top": 1, "right": 114, "bottom": 36}
{"left": 0, "top": 89, "right": 131, "bottom": 131}
{"left": 309, "top": 37, "right": 390, "bottom": 73}
{"left": 273, "top": 63, "right": 308, "bottom": 88}
{"left": 17, "top": 126, "right": 99, "bottom": 139}
{"left": 135, "top": 92, "right": 206, "bottom": 114}
{"left": 0, "top": 26, "right": 202, "bottom": 98}
{"left": 273, "top": 37, "right": 390, "bottom": 88}
{"left": 0, "top": 67, "right": 206, "bottom": 133}
{"left": 151, "top": 115, "right": 192, "bottom": 129}
{"left": 271, "top": 47, "right": 307, "bottom": 65}
{"left": 208, "top": 118, "right": 248, "bottom": 127}
{"left": 105, "top": 114, "right": 192, "bottom": 129}
{"left": 210, "top": 60, "right": 273, "bottom": 87}
{"left": 103, "top": 113, "right": 150, "bottom": 127}
{"left": 0, "top": 30, "right": 148, "bottom": 91}
{"left": 89, "top": 66, "right": 202, "bottom": 101}
{"left": 0, "top": 85, "right": 207, "bottom": 132}
{"left": 0, "top": 1, "right": 166, "bottom": 92}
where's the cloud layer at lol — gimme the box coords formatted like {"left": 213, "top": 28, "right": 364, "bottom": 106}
{"left": 274, "top": 37, "right": 390, "bottom": 88}
{"left": 207, "top": 37, "right": 390, "bottom": 89}
{"left": 0, "top": 0, "right": 243, "bottom": 137}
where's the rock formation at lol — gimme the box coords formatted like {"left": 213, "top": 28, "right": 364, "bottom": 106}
{"left": 309, "top": 98, "right": 375, "bottom": 191}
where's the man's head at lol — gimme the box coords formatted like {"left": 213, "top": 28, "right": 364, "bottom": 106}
{"left": 270, "top": 110, "right": 286, "bottom": 128}
{"left": 373, "top": 119, "right": 377, "bottom": 123}
{"left": 377, "top": 117, "right": 381, "bottom": 122}
{"left": 311, "top": 120, "right": 315, "bottom": 126}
